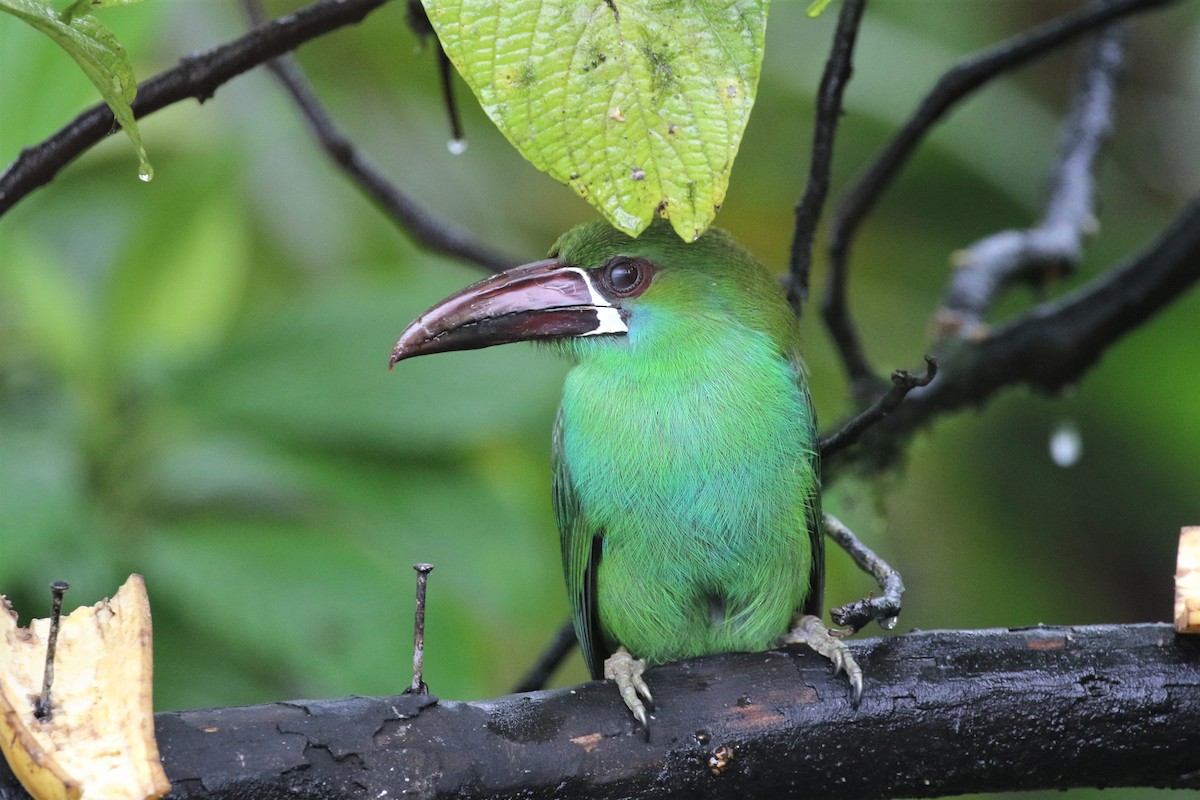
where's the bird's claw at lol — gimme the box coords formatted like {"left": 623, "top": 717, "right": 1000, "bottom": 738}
{"left": 781, "top": 613, "right": 864, "bottom": 708}
{"left": 604, "top": 647, "right": 654, "bottom": 737}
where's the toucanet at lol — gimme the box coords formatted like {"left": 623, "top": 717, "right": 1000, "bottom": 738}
{"left": 391, "top": 219, "right": 861, "bottom": 732}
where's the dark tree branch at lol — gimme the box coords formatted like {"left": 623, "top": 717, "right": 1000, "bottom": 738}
{"left": 938, "top": 23, "right": 1127, "bottom": 339}
{"left": 3, "top": 624, "right": 1194, "bottom": 799}
{"left": 831, "top": 195, "right": 1200, "bottom": 474}
{"left": 240, "top": 0, "right": 514, "bottom": 273}
{"left": 0, "top": 0, "right": 387, "bottom": 215}
{"left": 786, "top": 0, "right": 868, "bottom": 318}
{"left": 823, "top": 0, "right": 1178, "bottom": 406}
{"left": 818, "top": 355, "right": 936, "bottom": 461}
{"left": 512, "top": 618, "right": 577, "bottom": 693}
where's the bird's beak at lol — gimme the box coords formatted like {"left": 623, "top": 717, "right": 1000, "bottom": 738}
{"left": 390, "top": 258, "right": 627, "bottom": 366}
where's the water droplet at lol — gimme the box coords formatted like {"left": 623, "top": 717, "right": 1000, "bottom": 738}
{"left": 447, "top": 138, "right": 467, "bottom": 155}
{"left": 881, "top": 616, "right": 898, "bottom": 631}
{"left": 137, "top": 165, "right": 154, "bottom": 182}
{"left": 1049, "top": 420, "right": 1082, "bottom": 467}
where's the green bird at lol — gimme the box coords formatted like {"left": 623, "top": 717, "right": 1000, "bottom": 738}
{"left": 390, "top": 219, "right": 861, "bottom": 731}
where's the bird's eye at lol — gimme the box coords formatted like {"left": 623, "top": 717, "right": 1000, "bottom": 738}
{"left": 601, "top": 257, "right": 653, "bottom": 297}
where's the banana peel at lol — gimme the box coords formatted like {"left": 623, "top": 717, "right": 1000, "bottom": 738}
{"left": 1176, "top": 526, "right": 1200, "bottom": 634}
{"left": 0, "top": 575, "right": 170, "bottom": 800}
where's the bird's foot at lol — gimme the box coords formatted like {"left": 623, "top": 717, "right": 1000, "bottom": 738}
{"left": 780, "top": 613, "right": 863, "bottom": 708}
{"left": 603, "top": 646, "right": 654, "bottom": 737}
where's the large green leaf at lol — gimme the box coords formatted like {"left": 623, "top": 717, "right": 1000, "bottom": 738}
{"left": 423, "top": 0, "right": 768, "bottom": 240}
{"left": 0, "top": 0, "right": 152, "bottom": 179}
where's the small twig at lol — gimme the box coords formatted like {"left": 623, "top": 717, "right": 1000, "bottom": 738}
{"left": 513, "top": 619, "right": 577, "bottom": 694}
{"left": 242, "top": 0, "right": 511, "bottom": 273}
{"left": 823, "top": 515, "right": 903, "bottom": 633}
{"left": 938, "top": 22, "right": 1127, "bottom": 339}
{"left": 819, "top": 355, "right": 937, "bottom": 461}
{"left": 787, "top": 0, "right": 868, "bottom": 317}
{"left": 822, "top": 0, "right": 1176, "bottom": 403}
{"left": 406, "top": 563, "right": 434, "bottom": 695}
{"left": 33, "top": 581, "right": 69, "bottom": 721}
{"left": 403, "top": 0, "right": 466, "bottom": 147}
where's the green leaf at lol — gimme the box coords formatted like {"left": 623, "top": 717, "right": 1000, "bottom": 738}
{"left": 422, "top": 0, "right": 768, "bottom": 240}
{"left": 0, "top": 0, "right": 152, "bottom": 179}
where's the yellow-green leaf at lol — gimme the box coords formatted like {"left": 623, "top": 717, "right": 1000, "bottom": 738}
{"left": 1, "top": 0, "right": 152, "bottom": 179}
{"left": 423, "top": 0, "right": 768, "bottom": 240}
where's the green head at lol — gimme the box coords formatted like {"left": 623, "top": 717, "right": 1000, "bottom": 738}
{"left": 390, "top": 219, "right": 797, "bottom": 365}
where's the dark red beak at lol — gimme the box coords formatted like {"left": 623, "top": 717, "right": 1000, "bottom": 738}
{"left": 390, "top": 258, "right": 627, "bottom": 366}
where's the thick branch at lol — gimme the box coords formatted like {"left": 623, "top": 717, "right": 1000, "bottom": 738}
{"left": 939, "top": 23, "right": 1126, "bottom": 338}
{"left": 823, "top": 0, "right": 1177, "bottom": 404}
{"left": 2, "top": 624, "right": 1194, "bottom": 799}
{"left": 0, "top": 0, "right": 388, "bottom": 216}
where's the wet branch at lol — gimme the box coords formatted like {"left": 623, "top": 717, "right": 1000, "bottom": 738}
{"left": 822, "top": 0, "right": 1178, "bottom": 406}
{"left": 0, "top": 0, "right": 388, "bottom": 216}
{"left": 831, "top": 195, "right": 1200, "bottom": 474}
{"left": 3, "top": 624, "right": 1195, "bottom": 799}
{"left": 938, "top": 24, "right": 1127, "bottom": 339}
{"left": 240, "top": 0, "right": 513, "bottom": 273}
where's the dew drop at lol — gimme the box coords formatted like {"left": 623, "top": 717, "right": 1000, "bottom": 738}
{"left": 137, "top": 165, "right": 154, "bottom": 182}
{"left": 1049, "top": 420, "right": 1082, "bottom": 467}
{"left": 447, "top": 138, "right": 468, "bottom": 155}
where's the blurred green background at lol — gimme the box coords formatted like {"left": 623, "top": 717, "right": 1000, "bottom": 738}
{"left": 2, "top": 0, "right": 1199, "bottom": 792}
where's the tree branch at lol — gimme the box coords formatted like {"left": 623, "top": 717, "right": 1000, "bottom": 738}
{"left": 241, "top": 0, "right": 514, "bottom": 273}
{"left": 0, "top": 0, "right": 387, "bottom": 215}
{"left": 832, "top": 195, "right": 1200, "bottom": 474}
{"left": 786, "top": 0, "right": 867, "bottom": 318}
{"left": 938, "top": 23, "right": 1127, "bottom": 339}
{"left": 822, "top": 0, "right": 1178, "bottom": 405}
{"left": 3, "top": 624, "right": 1194, "bottom": 799}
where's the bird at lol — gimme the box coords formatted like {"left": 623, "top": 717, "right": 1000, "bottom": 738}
{"left": 390, "top": 219, "right": 861, "bottom": 733}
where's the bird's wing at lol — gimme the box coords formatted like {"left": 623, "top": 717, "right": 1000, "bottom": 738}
{"left": 796, "top": 360, "right": 825, "bottom": 618}
{"left": 552, "top": 410, "right": 608, "bottom": 680}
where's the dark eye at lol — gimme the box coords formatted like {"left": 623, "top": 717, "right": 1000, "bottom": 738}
{"left": 602, "top": 257, "right": 652, "bottom": 297}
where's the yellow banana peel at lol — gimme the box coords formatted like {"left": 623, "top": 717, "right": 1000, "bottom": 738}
{"left": 0, "top": 575, "right": 170, "bottom": 800}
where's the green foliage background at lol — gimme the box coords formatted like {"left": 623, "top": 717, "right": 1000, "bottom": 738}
{"left": 2, "top": 3, "right": 1199, "bottom": 795}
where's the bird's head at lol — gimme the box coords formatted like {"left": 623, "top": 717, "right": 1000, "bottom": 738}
{"left": 390, "top": 219, "right": 793, "bottom": 365}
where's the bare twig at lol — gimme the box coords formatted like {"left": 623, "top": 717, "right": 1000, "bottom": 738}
{"left": 513, "top": 619, "right": 577, "bottom": 693}
{"left": 822, "top": 0, "right": 1178, "bottom": 405}
{"left": 241, "top": 0, "right": 512, "bottom": 273}
{"left": 819, "top": 355, "right": 937, "bottom": 461}
{"left": 787, "top": 0, "right": 868, "bottom": 317}
{"left": 823, "top": 515, "right": 903, "bottom": 633}
{"left": 939, "top": 23, "right": 1127, "bottom": 339}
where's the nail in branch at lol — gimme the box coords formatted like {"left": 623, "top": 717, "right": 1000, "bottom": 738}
{"left": 406, "top": 563, "right": 434, "bottom": 695}
{"left": 819, "top": 355, "right": 937, "bottom": 461}
{"left": 787, "top": 0, "right": 868, "bottom": 318}
{"left": 938, "top": 23, "right": 1127, "bottom": 340}
{"left": 34, "top": 581, "right": 70, "bottom": 721}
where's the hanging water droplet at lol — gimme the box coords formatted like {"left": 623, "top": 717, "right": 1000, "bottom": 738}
{"left": 447, "top": 138, "right": 468, "bottom": 155}
{"left": 137, "top": 165, "right": 154, "bottom": 183}
{"left": 1049, "top": 420, "right": 1082, "bottom": 467}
